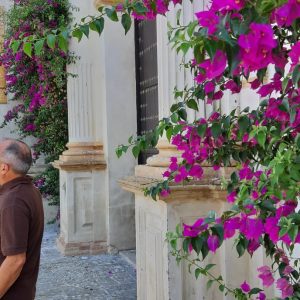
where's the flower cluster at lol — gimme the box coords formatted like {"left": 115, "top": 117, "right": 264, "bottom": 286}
{"left": 1, "top": 0, "right": 71, "bottom": 206}
{"left": 111, "top": 0, "right": 300, "bottom": 298}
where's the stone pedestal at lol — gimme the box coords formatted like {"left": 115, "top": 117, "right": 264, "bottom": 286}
{"left": 53, "top": 143, "right": 107, "bottom": 255}
{"left": 120, "top": 171, "right": 275, "bottom": 300}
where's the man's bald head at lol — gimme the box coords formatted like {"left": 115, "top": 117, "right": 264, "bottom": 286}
{"left": 0, "top": 138, "right": 32, "bottom": 175}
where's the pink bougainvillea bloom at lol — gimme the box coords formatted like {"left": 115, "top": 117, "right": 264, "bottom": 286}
{"left": 274, "top": 0, "right": 300, "bottom": 27}
{"left": 213, "top": 165, "right": 220, "bottom": 171}
{"left": 240, "top": 281, "right": 251, "bottom": 293}
{"left": 240, "top": 217, "right": 264, "bottom": 241}
{"left": 239, "top": 165, "right": 253, "bottom": 180}
{"left": 257, "top": 266, "right": 274, "bottom": 287}
{"left": 251, "top": 190, "right": 259, "bottom": 200}
{"left": 227, "top": 191, "right": 237, "bottom": 203}
{"left": 162, "top": 170, "right": 170, "bottom": 178}
{"left": 276, "top": 278, "right": 294, "bottom": 299}
{"left": 160, "top": 189, "right": 170, "bottom": 197}
{"left": 224, "top": 217, "right": 240, "bottom": 239}
{"left": 289, "top": 41, "right": 300, "bottom": 68}
{"left": 257, "top": 292, "right": 266, "bottom": 300}
{"left": 250, "top": 78, "right": 261, "bottom": 90}
{"left": 264, "top": 216, "right": 279, "bottom": 243}
{"left": 207, "top": 235, "right": 219, "bottom": 253}
{"left": 238, "top": 23, "right": 276, "bottom": 72}
{"left": 247, "top": 239, "right": 261, "bottom": 255}
{"left": 224, "top": 80, "right": 241, "bottom": 94}
{"left": 24, "top": 123, "right": 36, "bottom": 132}
{"left": 283, "top": 265, "right": 294, "bottom": 275}
{"left": 183, "top": 218, "right": 207, "bottom": 237}
{"left": 212, "top": 90, "right": 224, "bottom": 101}
{"left": 196, "top": 50, "right": 227, "bottom": 83}
{"left": 189, "top": 164, "right": 203, "bottom": 179}
{"left": 174, "top": 166, "right": 188, "bottom": 183}
{"left": 204, "top": 81, "right": 215, "bottom": 94}
{"left": 211, "top": 0, "right": 245, "bottom": 12}
{"left": 195, "top": 10, "right": 219, "bottom": 35}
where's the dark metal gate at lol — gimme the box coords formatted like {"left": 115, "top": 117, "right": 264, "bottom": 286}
{"left": 135, "top": 20, "right": 159, "bottom": 164}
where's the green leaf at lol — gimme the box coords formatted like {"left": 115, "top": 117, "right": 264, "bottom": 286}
{"left": 191, "top": 236, "right": 203, "bottom": 255}
{"left": 23, "top": 42, "right": 32, "bottom": 57}
{"left": 80, "top": 24, "right": 90, "bottom": 37}
{"left": 211, "top": 123, "right": 222, "bottom": 138}
{"left": 58, "top": 35, "right": 68, "bottom": 52}
{"left": 121, "top": 13, "right": 132, "bottom": 34}
{"left": 219, "top": 285, "right": 225, "bottom": 292}
{"left": 195, "top": 268, "right": 203, "bottom": 279}
{"left": 182, "top": 238, "right": 190, "bottom": 253}
{"left": 133, "top": 2, "right": 148, "bottom": 13}
{"left": 72, "top": 28, "right": 83, "bottom": 41}
{"left": 296, "top": 134, "right": 300, "bottom": 148}
{"left": 186, "top": 99, "right": 198, "bottom": 111}
{"left": 197, "top": 123, "right": 207, "bottom": 138}
{"left": 34, "top": 39, "right": 45, "bottom": 55}
{"left": 46, "top": 34, "right": 56, "bottom": 49}
{"left": 288, "top": 226, "right": 298, "bottom": 242}
{"left": 292, "top": 65, "right": 300, "bottom": 88}
{"left": 166, "top": 127, "right": 173, "bottom": 141}
{"left": 132, "top": 145, "right": 140, "bottom": 158}
{"left": 238, "top": 116, "right": 250, "bottom": 133}
{"left": 205, "top": 264, "right": 216, "bottom": 271}
{"left": 89, "top": 17, "right": 105, "bottom": 36}
{"left": 206, "top": 279, "right": 214, "bottom": 290}
{"left": 257, "top": 130, "right": 266, "bottom": 148}
{"left": 105, "top": 7, "right": 118, "bottom": 22}
{"left": 11, "top": 40, "right": 21, "bottom": 54}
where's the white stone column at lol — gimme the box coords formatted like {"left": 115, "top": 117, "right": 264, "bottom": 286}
{"left": 53, "top": 0, "right": 108, "bottom": 255}
{"left": 54, "top": 0, "right": 136, "bottom": 254}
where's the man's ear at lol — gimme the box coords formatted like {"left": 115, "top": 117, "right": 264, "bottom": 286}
{"left": 0, "top": 163, "right": 9, "bottom": 175}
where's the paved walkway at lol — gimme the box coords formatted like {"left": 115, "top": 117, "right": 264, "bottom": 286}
{"left": 36, "top": 225, "right": 137, "bottom": 300}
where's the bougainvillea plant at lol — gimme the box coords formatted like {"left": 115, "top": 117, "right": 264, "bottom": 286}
{"left": 12, "top": 0, "right": 300, "bottom": 298}
{"left": 1, "top": 0, "right": 73, "bottom": 207}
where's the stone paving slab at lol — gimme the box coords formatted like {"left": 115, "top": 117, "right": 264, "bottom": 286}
{"left": 36, "top": 225, "right": 137, "bottom": 300}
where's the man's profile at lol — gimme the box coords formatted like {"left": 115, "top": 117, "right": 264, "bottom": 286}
{"left": 0, "top": 138, "right": 44, "bottom": 300}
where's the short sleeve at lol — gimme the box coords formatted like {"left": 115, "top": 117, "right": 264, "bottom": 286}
{"left": 0, "top": 205, "right": 29, "bottom": 256}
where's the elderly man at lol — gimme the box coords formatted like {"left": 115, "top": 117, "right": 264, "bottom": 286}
{"left": 0, "top": 138, "right": 44, "bottom": 300}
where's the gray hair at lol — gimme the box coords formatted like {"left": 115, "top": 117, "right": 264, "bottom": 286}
{"left": 0, "top": 139, "right": 32, "bottom": 175}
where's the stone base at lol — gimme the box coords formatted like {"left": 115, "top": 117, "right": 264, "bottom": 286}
{"left": 57, "top": 235, "right": 108, "bottom": 256}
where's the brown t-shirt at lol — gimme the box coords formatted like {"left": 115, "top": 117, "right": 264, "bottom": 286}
{"left": 0, "top": 176, "right": 44, "bottom": 300}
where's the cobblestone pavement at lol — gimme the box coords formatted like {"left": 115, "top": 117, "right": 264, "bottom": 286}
{"left": 36, "top": 225, "right": 137, "bottom": 300}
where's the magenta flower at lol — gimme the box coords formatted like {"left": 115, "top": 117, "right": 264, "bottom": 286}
{"left": 240, "top": 217, "right": 264, "bottom": 241}
{"left": 289, "top": 41, "right": 300, "bottom": 68}
{"left": 211, "top": 0, "right": 245, "bottom": 12}
{"left": 195, "top": 11, "right": 219, "bottom": 35}
{"left": 224, "top": 217, "right": 240, "bottom": 239}
{"left": 188, "top": 164, "right": 203, "bottom": 179}
{"left": 196, "top": 50, "right": 227, "bottom": 83}
{"left": 204, "top": 81, "right": 215, "bottom": 94}
{"left": 24, "top": 123, "right": 36, "bottom": 132}
{"left": 240, "top": 281, "right": 250, "bottom": 293}
{"left": 227, "top": 191, "right": 237, "bottom": 203}
{"left": 238, "top": 23, "right": 276, "bottom": 72}
{"left": 247, "top": 239, "right": 260, "bottom": 255}
{"left": 160, "top": 189, "right": 170, "bottom": 197}
{"left": 207, "top": 235, "right": 219, "bottom": 253}
{"left": 183, "top": 218, "right": 207, "bottom": 237}
{"left": 276, "top": 278, "right": 293, "bottom": 299}
{"left": 239, "top": 165, "right": 253, "bottom": 180}
{"left": 274, "top": 0, "right": 300, "bottom": 27}
{"left": 257, "top": 266, "right": 274, "bottom": 287}
{"left": 257, "top": 292, "right": 266, "bottom": 300}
